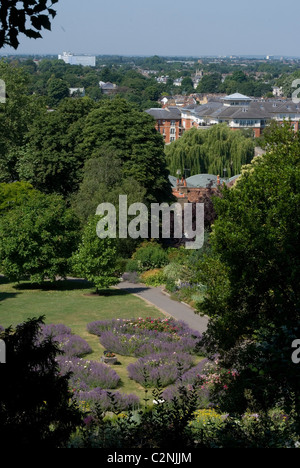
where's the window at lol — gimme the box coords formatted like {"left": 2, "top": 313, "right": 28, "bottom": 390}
{"left": 170, "top": 128, "right": 176, "bottom": 134}
{"left": 170, "top": 136, "right": 176, "bottom": 142}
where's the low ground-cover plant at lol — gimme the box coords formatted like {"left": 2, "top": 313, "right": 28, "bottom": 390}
{"left": 127, "top": 352, "right": 195, "bottom": 388}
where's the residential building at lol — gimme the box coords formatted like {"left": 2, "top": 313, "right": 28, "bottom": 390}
{"left": 147, "top": 93, "right": 300, "bottom": 140}
{"left": 145, "top": 107, "right": 182, "bottom": 144}
{"left": 99, "top": 81, "right": 118, "bottom": 94}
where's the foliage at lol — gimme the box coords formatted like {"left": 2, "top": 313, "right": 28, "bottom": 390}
{"left": 0, "top": 61, "right": 46, "bottom": 182}
{"left": 17, "top": 97, "right": 96, "bottom": 196}
{"left": 0, "top": 0, "right": 59, "bottom": 49}
{"left": 0, "top": 191, "right": 80, "bottom": 283}
{"left": 71, "top": 215, "right": 119, "bottom": 292}
{"left": 197, "top": 122, "right": 300, "bottom": 423}
{"left": 139, "top": 268, "right": 166, "bottom": 286}
{"left": 0, "top": 316, "right": 81, "bottom": 448}
{"left": 131, "top": 241, "right": 169, "bottom": 272}
{"left": 47, "top": 77, "right": 70, "bottom": 107}
{"left": 77, "top": 97, "right": 172, "bottom": 203}
{"left": 0, "top": 181, "right": 38, "bottom": 213}
{"left": 165, "top": 124, "right": 254, "bottom": 178}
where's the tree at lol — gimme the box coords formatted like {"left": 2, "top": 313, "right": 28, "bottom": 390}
{"left": 17, "top": 97, "right": 96, "bottom": 196}
{"left": 197, "top": 122, "right": 300, "bottom": 416}
{"left": 165, "top": 124, "right": 254, "bottom": 178}
{"left": 0, "top": 316, "right": 81, "bottom": 448}
{"left": 0, "top": 0, "right": 59, "bottom": 49}
{"left": 71, "top": 215, "right": 119, "bottom": 292}
{"left": 78, "top": 97, "right": 172, "bottom": 204}
{"left": 0, "top": 191, "right": 80, "bottom": 283}
{"left": 47, "top": 77, "right": 70, "bottom": 107}
{"left": 196, "top": 73, "right": 222, "bottom": 94}
{"left": 0, "top": 61, "right": 45, "bottom": 182}
{"left": 0, "top": 181, "right": 38, "bottom": 213}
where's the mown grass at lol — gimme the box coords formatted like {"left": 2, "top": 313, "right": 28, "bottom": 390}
{"left": 0, "top": 276, "right": 204, "bottom": 401}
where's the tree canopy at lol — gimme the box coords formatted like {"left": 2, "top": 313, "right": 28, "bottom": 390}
{"left": 0, "top": 190, "right": 80, "bottom": 283}
{"left": 165, "top": 124, "right": 255, "bottom": 178}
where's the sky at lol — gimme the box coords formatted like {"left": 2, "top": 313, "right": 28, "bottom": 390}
{"left": 1, "top": 0, "right": 300, "bottom": 57}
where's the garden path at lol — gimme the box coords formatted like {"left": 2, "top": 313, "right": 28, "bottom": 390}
{"left": 116, "top": 280, "right": 209, "bottom": 335}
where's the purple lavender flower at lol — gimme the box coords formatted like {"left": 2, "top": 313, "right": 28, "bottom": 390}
{"left": 74, "top": 388, "right": 140, "bottom": 412}
{"left": 162, "top": 359, "right": 210, "bottom": 403}
{"left": 127, "top": 352, "right": 195, "bottom": 388}
{"left": 54, "top": 334, "right": 92, "bottom": 357}
{"left": 40, "top": 323, "right": 72, "bottom": 338}
{"left": 57, "top": 356, "right": 121, "bottom": 390}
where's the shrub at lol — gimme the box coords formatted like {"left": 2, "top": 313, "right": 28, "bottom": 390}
{"left": 131, "top": 241, "right": 168, "bottom": 272}
{"left": 140, "top": 269, "right": 166, "bottom": 287}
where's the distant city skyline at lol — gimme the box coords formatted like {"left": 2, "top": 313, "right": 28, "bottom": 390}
{"left": 0, "top": 0, "right": 300, "bottom": 57}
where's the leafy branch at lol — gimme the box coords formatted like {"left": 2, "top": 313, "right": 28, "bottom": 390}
{"left": 0, "top": 0, "right": 59, "bottom": 49}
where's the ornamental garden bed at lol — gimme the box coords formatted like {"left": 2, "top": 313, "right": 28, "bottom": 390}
{"left": 36, "top": 317, "right": 207, "bottom": 415}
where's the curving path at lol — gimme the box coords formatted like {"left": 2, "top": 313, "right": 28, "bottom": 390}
{"left": 116, "top": 280, "right": 209, "bottom": 335}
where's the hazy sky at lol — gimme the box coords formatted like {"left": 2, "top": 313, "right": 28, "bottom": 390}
{"left": 2, "top": 0, "right": 300, "bottom": 57}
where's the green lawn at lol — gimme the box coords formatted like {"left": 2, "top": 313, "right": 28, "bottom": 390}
{"left": 0, "top": 276, "right": 203, "bottom": 401}
{"left": 0, "top": 277, "right": 166, "bottom": 400}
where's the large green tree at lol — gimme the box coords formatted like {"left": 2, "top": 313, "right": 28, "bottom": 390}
{"left": 0, "top": 61, "right": 45, "bottom": 182}
{"left": 17, "top": 97, "right": 96, "bottom": 196}
{"left": 0, "top": 191, "right": 80, "bottom": 283}
{"left": 165, "top": 124, "right": 254, "bottom": 178}
{"left": 78, "top": 96, "right": 172, "bottom": 203}
{"left": 197, "top": 122, "right": 300, "bottom": 415}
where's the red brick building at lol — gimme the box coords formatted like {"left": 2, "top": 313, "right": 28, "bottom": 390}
{"left": 145, "top": 107, "right": 182, "bottom": 144}
{"left": 147, "top": 93, "right": 300, "bottom": 141}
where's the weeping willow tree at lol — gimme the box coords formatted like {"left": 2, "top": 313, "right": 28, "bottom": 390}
{"left": 165, "top": 124, "right": 255, "bottom": 178}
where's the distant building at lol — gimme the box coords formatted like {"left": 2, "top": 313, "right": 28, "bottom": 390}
{"left": 58, "top": 52, "right": 96, "bottom": 67}
{"left": 99, "top": 81, "right": 118, "bottom": 95}
{"left": 145, "top": 107, "right": 182, "bottom": 144}
{"left": 147, "top": 92, "right": 300, "bottom": 141}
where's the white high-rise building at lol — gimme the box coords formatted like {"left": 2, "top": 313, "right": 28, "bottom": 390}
{"left": 58, "top": 52, "right": 96, "bottom": 67}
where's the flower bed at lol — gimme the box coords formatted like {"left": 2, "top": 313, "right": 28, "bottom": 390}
{"left": 57, "top": 356, "right": 121, "bottom": 391}
{"left": 76, "top": 388, "right": 140, "bottom": 413}
{"left": 38, "top": 323, "right": 92, "bottom": 358}
{"left": 87, "top": 317, "right": 202, "bottom": 357}
{"left": 162, "top": 359, "right": 210, "bottom": 404}
{"left": 127, "top": 352, "right": 195, "bottom": 388}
